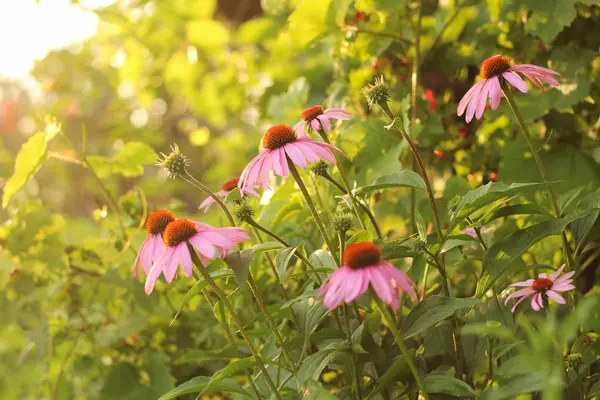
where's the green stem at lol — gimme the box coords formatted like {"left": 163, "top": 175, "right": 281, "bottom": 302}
{"left": 190, "top": 248, "right": 282, "bottom": 400}
{"left": 246, "top": 274, "right": 298, "bottom": 373}
{"left": 343, "top": 305, "right": 361, "bottom": 400}
{"left": 502, "top": 89, "right": 573, "bottom": 270}
{"left": 488, "top": 337, "right": 494, "bottom": 382}
{"left": 201, "top": 290, "right": 262, "bottom": 399}
{"left": 410, "top": 2, "right": 422, "bottom": 236}
{"left": 466, "top": 217, "right": 487, "bottom": 251}
{"left": 287, "top": 159, "right": 340, "bottom": 267}
{"left": 323, "top": 172, "right": 383, "bottom": 238}
{"left": 373, "top": 295, "right": 429, "bottom": 400}
{"left": 338, "top": 231, "right": 346, "bottom": 263}
{"left": 246, "top": 218, "right": 322, "bottom": 284}
{"left": 316, "top": 128, "right": 366, "bottom": 231}
{"left": 251, "top": 227, "right": 289, "bottom": 299}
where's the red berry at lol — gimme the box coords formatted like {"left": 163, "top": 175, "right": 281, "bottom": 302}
{"left": 434, "top": 149, "right": 443, "bottom": 158}
{"left": 459, "top": 128, "right": 467, "bottom": 139}
{"left": 355, "top": 12, "right": 367, "bottom": 20}
{"left": 372, "top": 59, "right": 381, "bottom": 69}
{"left": 490, "top": 172, "right": 498, "bottom": 182}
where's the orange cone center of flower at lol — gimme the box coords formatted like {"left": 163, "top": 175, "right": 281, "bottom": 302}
{"left": 343, "top": 241, "right": 382, "bottom": 269}
{"left": 262, "top": 124, "right": 297, "bottom": 150}
{"left": 146, "top": 209, "right": 176, "bottom": 235}
{"left": 302, "top": 105, "right": 324, "bottom": 121}
{"left": 163, "top": 219, "right": 198, "bottom": 247}
{"left": 480, "top": 55, "right": 511, "bottom": 79}
{"left": 222, "top": 178, "right": 239, "bottom": 192}
{"left": 532, "top": 277, "right": 553, "bottom": 292}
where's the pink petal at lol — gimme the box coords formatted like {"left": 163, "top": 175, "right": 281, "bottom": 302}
{"left": 457, "top": 80, "right": 485, "bottom": 117}
{"left": 551, "top": 283, "right": 575, "bottom": 292}
{"left": 546, "top": 290, "right": 566, "bottom": 304}
{"left": 510, "top": 293, "right": 531, "bottom": 313}
{"left": 188, "top": 235, "right": 217, "bottom": 259}
{"left": 164, "top": 245, "right": 183, "bottom": 282}
{"left": 521, "top": 72, "right": 544, "bottom": 90}
{"left": 271, "top": 148, "right": 285, "bottom": 176}
{"left": 179, "top": 245, "right": 194, "bottom": 277}
{"left": 504, "top": 288, "right": 536, "bottom": 304}
{"left": 502, "top": 71, "right": 528, "bottom": 93}
{"left": 284, "top": 142, "right": 308, "bottom": 168}
{"left": 509, "top": 279, "right": 535, "bottom": 287}
{"left": 552, "top": 271, "right": 575, "bottom": 285}
{"left": 511, "top": 64, "right": 560, "bottom": 76}
{"left": 260, "top": 151, "right": 275, "bottom": 185}
{"left": 531, "top": 292, "right": 543, "bottom": 311}
{"left": 548, "top": 264, "right": 566, "bottom": 281}
{"left": 342, "top": 269, "right": 369, "bottom": 303}
{"left": 381, "top": 262, "right": 417, "bottom": 302}
{"left": 310, "top": 119, "right": 320, "bottom": 131}
{"left": 367, "top": 266, "right": 393, "bottom": 305}
{"left": 489, "top": 76, "right": 502, "bottom": 110}
{"left": 278, "top": 147, "right": 289, "bottom": 177}
{"left": 465, "top": 80, "right": 486, "bottom": 123}
{"left": 317, "top": 115, "right": 332, "bottom": 132}
{"left": 244, "top": 188, "right": 261, "bottom": 199}
{"left": 292, "top": 141, "right": 320, "bottom": 163}
{"left": 475, "top": 78, "right": 495, "bottom": 120}
{"left": 323, "top": 267, "right": 350, "bottom": 309}
{"left": 293, "top": 120, "right": 308, "bottom": 138}
{"left": 145, "top": 247, "right": 175, "bottom": 295}
{"left": 199, "top": 197, "right": 216, "bottom": 212}
{"left": 324, "top": 108, "right": 352, "bottom": 119}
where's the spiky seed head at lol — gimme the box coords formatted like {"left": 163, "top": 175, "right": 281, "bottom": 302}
{"left": 309, "top": 160, "right": 329, "bottom": 177}
{"left": 156, "top": 144, "right": 190, "bottom": 179}
{"left": 233, "top": 202, "right": 255, "bottom": 223}
{"left": 565, "top": 353, "right": 582, "bottom": 368}
{"left": 361, "top": 76, "right": 391, "bottom": 109}
{"left": 331, "top": 213, "right": 353, "bottom": 233}
{"left": 486, "top": 320, "right": 501, "bottom": 329}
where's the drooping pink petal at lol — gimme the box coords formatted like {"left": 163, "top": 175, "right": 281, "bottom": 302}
{"left": 504, "top": 288, "right": 536, "bottom": 304}
{"left": 271, "top": 148, "right": 285, "bottom": 176}
{"left": 304, "top": 142, "right": 337, "bottom": 164}
{"left": 381, "top": 262, "right": 417, "bottom": 302}
{"left": 465, "top": 80, "right": 486, "bottom": 123}
{"left": 278, "top": 147, "right": 289, "bottom": 177}
{"left": 546, "top": 290, "right": 566, "bottom": 304}
{"left": 551, "top": 283, "right": 576, "bottom": 292}
{"left": 145, "top": 247, "right": 175, "bottom": 295}
{"left": 368, "top": 267, "right": 394, "bottom": 305}
{"left": 293, "top": 120, "right": 308, "bottom": 138}
{"left": 548, "top": 264, "right": 566, "bottom": 281}
{"left": 310, "top": 119, "right": 320, "bottom": 132}
{"left": 324, "top": 108, "right": 352, "bottom": 119}
{"left": 322, "top": 267, "right": 350, "bottom": 309}
{"left": 475, "top": 78, "right": 495, "bottom": 120}
{"left": 292, "top": 141, "right": 320, "bottom": 163}
{"left": 342, "top": 269, "right": 369, "bottom": 303}
{"left": 510, "top": 293, "right": 532, "bottom": 313}
{"left": 458, "top": 80, "right": 485, "bottom": 117}
{"left": 260, "top": 151, "right": 275, "bottom": 186}
{"left": 164, "top": 244, "right": 184, "bottom": 282}
{"left": 179, "top": 244, "right": 194, "bottom": 277}
{"left": 317, "top": 115, "right": 332, "bottom": 132}
{"left": 188, "top": 235, "right": 217, "bottom": 259}
{"left": 133, "top": 236, "right": 150, "bottom": 277}
{"left": 240, "top": 151, "right": 268, "bottom": 190}
{"left": 509, "top": 279, "right": 535, "bottom": 287}
{"left": 284, "top": 142, "right": 308, "bottom": 168}
{"left": 531, "top": 292, "right": 543, "bottom": 311}
{"left": 199, "top": 197, "right": 216, "bottom": 212}
{"left": 502, "top": 71, "right": 528, "bottom": 93}
{"left": 521, "top": 72, "right": 544, "bottom": 90}
{"left": 511, "top": 64, "right": 560, "bottom": 76}
{"left": 489, "top": 76, "right": 502, "bottom": 110}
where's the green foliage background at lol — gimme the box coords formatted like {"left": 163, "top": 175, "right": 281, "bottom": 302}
{"left": 1, "top": 0, "right": 599, "bottom": 399}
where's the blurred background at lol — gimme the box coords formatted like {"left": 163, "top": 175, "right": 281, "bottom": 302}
{"left": 1, "top": 0, "right": 599, "bottom": 398}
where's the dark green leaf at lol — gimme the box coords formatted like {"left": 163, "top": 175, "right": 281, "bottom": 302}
{"left": 401, "top": 296, "right": 482, "bottom": 339}
{"left": 420, "top": 374, "right": 475, "bottom": 397}
{"left": 346, "top": 230, "right": 373, "bottom": 246}
{"left": 356, "top": 170, "right": 426, "bottom": 195}
{"left": 276, "top": 245, "right": 299, "bottom": 283}
{"left": 297, "top": 348, "right": 337, "bottom": 384}
{"left": 158, "top": 376, "right": 250, "bottom": 400}
{"left": 440, "top": 234, "right": 478, "bottom": 253}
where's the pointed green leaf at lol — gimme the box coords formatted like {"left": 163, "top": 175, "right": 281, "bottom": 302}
{"left": 158, "top": 376, "right": 250, "bottom": 400}
{"left": 356, "top": 170, "right": 426, "bottom": 195}
{"left": 276, "top": 245, "right": 299, "bottom": 283}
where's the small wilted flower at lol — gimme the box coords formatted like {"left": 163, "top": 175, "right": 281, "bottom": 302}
{"left": 293, "top": 105, "right": 352, "bottom": 137}
{"left": 199, "top": 178, "right": 260, "bottom": 212}
{"left": 361, "top": 76, "right": 391, "bottom": 109}
{"left": 156, "top": 144, "right": 190, "bottom": 179}
{"left": 458, "top": 55, "right": 560, "bottom": 123}
{"left": 232, "top": 202, "right": 255, "bottom": 223}
{"left": 504, "top": 264, "right": 575, "bottom": 312}
{"left": 331, "top": 213, "right": 353, "bottom": 233}
{"left": 318, "top": 241, "right": 417, "bottom": 311}
{"left": 309, "top": 160, "right": 329, "bottom": 177}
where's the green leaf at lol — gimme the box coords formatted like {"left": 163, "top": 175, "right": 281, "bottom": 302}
{"left": 100, "top": 362, "right": 145, "bottom": 399}
{"left": 297, "top": 348, "right": 337, "bottom": 384}
{"left": 522, "top": 0, "right": 580, "bottom": 43}
{"left": 480, "top": 203, "right": 549, "bottom": 225}
{"left": 144, "top": 353, "right": 174, "bottom": 396}
{"left": 199, "top": 357, "right": 255, "bottom": 397}
{"left": 276, "top": 245, "right": 299, "bottom": 283}
{"left": 187, "top": 20, "right": 230, "bottom": 49}
{"left": 303, "top": 380, "right": 336, "bottom": 400}
{"left": 449, "top": 181, "right": 544, "bottom": 227}
{"left": 2, "top": 128, "right": 59, "bottom": 208}
{"left": 415, "top": 210, "right": 428, "bottom": 242}
{"left": 440, "top": 234, "right": 478, "bottom": 253}
{"left": 113, "top": 142, "right": 157, "bottom": 177}
{"left": 475, "top": 210, "right": 599, "bottom": 297}
{"left": 225, "top": 242, "right": 284, "bottom": 284}
{"left": 174, "top": 346, "right": 241, "bottom": 365}
{"left": 346, "top": 230, "right": 373, "bottom": 246}
{"left": 158, "top": 376, "right": 250, "bottom": 400}
{"left": 401, "top": 296, "right": 482, "bottom": 339}
{"left": 571, "top": 189, "right": 600, "bottom": 254}
{"left": 420, "top": 374, "right": 476, "bottom": 397}
{"left": 356, "top": 170, "right": 426, "bottom": 195}
{"left": 365, "top": 356, "right": 411, "bottom": 400}
{"left": 302, "top": 302, "right": 331, "bottom": 356}
{"left": 309, "top": 249, "right": 336, "bottom": 272}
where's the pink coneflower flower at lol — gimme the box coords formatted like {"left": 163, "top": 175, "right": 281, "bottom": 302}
{"left": 133, "top": 209, "right": 176, "bottom": 278}
{"left": 318, "top": 242, "right": 417, "bottom": 311}
{"left": 504, "top": 264, "right": 575, "bottom": 312}
{"left": 144, "top": 219, "right": 250, "bottom": 294}
{"left": 457, "top": 55, "right": 560, "bottom": 122}
{"left": 293, "top": 106, "right": 352, "bottom": 137}
{"left": 238, "top": 124, "right": 343, "bottom": 191}
{"left": 198, "top": 178, "right": 260, "bottom": 212}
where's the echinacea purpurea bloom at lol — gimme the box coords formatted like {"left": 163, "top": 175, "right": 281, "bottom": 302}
{"left": 318, "top": 241, "right": 417, "bottom": 311}
{"left": 199, "top": 178, "right": 260, "bottom": 212}
{"left": 293, "top": 105, "right": 352, "bottom": 137}
{"left": 144, "top": 218, "right": 250, "bottom": 294}
{"left": 133, "top": 209, "right": 176, "bottom": 278}
{"left": 504, "top": 264, "right": 575, "bottom": 312}
{"left": 457, "top": 55, "right": 560, "bottom": 122}
{"left": 238, "top": 124, "right": 343, "bottom": 192}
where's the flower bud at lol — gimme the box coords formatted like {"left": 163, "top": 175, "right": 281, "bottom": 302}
{"left": 361, "top": 75, "right": 391, "bottom": 109}
{"left": 156, "top": 144, "right": 190, "bottom": 179}
{"left": 485, "top": 320, "right": 501, "bottom": 329}
{"left": 233, "top": 202, "right": 255, "bottom": 223}
{"left": 331, "top": 213, "right": 353, "bottom": 233}
{"left": 309, "top": 160, "right": 329, "bottom": 177}
{"left": 565, "top": 353, "right": 582, "bottom": 368}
